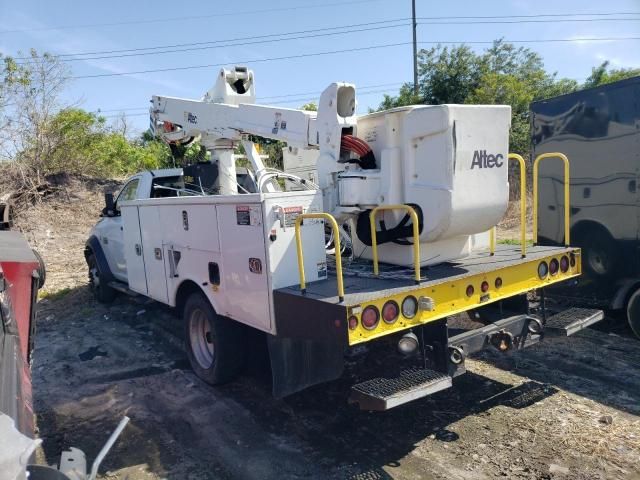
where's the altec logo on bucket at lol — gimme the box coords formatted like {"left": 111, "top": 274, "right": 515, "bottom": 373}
{"left": 471, "top": 150, "right": 504, "bottom": 169}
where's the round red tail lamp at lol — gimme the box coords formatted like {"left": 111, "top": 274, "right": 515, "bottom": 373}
{"left": 361, "top": 306, "right": 380, "bottom": 330}
{"left": 549, "top": 258, "right": 559, "bottom": 276}
{"left": 481, "top": 281, "right": 489, "bottom": 293}
{"left": 348, "top": 316, "right": 358, "bottom": 330}
{"left": 560, "top": 255, "right": 569, "bottom": 273}
{"left": 466, "top": 285, "right": 475, "bottom": 297}
{"left": 382, "top": 301, "right": 399, "bottom": 324}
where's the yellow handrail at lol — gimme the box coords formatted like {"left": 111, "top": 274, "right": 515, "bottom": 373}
{"left": 508, "top": 153, "right": 528, "bottom": 257}
{"left": 370, "top": 205, "right": 421, "bottom": 284}
{"left": 533, "top": 152, "right": 570, "bottom": 246}
{"left": 294, "top": 213, "right": 345, "bottom": 302}
{"left": 489, "top": 226, "right": 496, "bottom": 255}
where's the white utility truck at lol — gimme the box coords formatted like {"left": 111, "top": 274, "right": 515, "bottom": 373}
{"left": 86, "top": 66, "right": 603, "bottom": 410}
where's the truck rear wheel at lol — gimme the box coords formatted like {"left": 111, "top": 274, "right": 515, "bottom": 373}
{"left": 626, "top": 288, "right": 640, "bottom": 339}
{"left": 183, "top": 292, "right": 245, "bottom": 384}
{"left": 87, "top": 252, "right": 116, "bottom": 303}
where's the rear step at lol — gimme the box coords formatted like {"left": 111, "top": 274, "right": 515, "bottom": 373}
{"left": 349, "top": 368, "right": 452, "bottom": 411}
{"left": 545, "top": 307, "right": 604, "bottom": 336}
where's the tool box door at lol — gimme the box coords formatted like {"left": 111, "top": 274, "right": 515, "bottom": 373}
{"left": 138, "top": 206, "right": 169, "bottom": 303}
{"left": 121, "top": 205, "right": 148, "bottom": 295}
{"left": 216, "top": 203, "right": 271, "bottom": 332}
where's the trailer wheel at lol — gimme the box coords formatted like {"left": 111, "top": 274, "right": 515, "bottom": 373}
{"left": 574, "top": 227, "right": 619, "bottom": 279}
{"left": 183, "top": 292, "right": 245, "bottom": 384}
{"left": 87, "top": 252, "right": 116, "bottom": 303}
{"left": 626, "top": 288, "right": 640, "bottom": 339}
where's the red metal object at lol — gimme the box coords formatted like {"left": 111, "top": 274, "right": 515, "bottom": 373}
{"left": 0, "top": 231, "right": 42, "bottom": 436}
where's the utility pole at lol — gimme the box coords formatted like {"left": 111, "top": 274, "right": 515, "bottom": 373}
{"left": 412, "top": 0, "right": 418, "bottom": 96}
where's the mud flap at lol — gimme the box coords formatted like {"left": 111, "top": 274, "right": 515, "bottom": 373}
{"left": 268, "top": 336, "right": 344, "bottom": 398}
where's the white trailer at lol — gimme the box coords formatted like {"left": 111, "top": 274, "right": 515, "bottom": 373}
{"left": 85, "top": 66, "right": 603, "bottom": 409}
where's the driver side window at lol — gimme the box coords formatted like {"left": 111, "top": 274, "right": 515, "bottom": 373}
{"left": 115, "top": 178, "right": 140, "bottom": 213}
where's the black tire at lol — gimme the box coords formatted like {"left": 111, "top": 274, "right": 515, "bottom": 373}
{"left": 31, "top": 249, "right": 46, "bottom": 289}
{"left": 626, "top": 288, "right": 640, "bottom": 339}
{"left": 87, "top": 252, "right": 117, "bottom": 303}
{"left": 183, "top": 292, "right": 245, "bottom": 385}
{"left": 575, "top": 228, "right": 619, "bottom": 280}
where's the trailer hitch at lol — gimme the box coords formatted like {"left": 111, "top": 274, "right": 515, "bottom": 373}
{"left": 489, "top": 330, "right": 514, "bottom": 352}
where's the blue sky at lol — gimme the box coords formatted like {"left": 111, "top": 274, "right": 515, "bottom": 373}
{"left": 1, "top": 0, "right": 638, "bottom": 134}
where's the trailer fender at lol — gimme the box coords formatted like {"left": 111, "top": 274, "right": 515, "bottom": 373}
{"left": 611, "top": 279, "right": 640, "bottom": 310}
{"left": 84, "top": 236, "right": 115, "bottom": 284}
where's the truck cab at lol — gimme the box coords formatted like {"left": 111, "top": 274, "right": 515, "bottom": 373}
{"left": 89, "top": 169, "right": 183, "bottom": 283}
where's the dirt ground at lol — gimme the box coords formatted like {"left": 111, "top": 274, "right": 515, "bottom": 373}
{"left": 11, "top": 178, "right": 640, "bottom": 479}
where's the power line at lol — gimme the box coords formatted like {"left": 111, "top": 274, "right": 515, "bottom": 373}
{"left": 3, "top": 8, "right": 637, "bottom": 35}
{"left": 12, "top": 15, "right": 639, "bottom": 62}
{"left": 416, "top": 12, "right": 639, "bottom": 20}
{"left": 0, "top": 0, "right": 385, "bottom": 34}
{"left": 418, "top": 17, "right": 640, "bottom": 25}
{"left": 72, "top": 42, "right": 413, "bottom": 79}
{"left": 20, "top": 17, "right": 410, "bottom": 60}
{"left": 71, "top": 37, "right": 640, "bottom": 80}
{"left": 18, "top": 18, "right": 410, "bottom": 59}
{"left": 17, "top": 21, "right": 412, "bottom": 64}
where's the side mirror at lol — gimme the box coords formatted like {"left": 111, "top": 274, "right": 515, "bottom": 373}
{"left": 101, "top": 192, "right": 116, "bottom": 217}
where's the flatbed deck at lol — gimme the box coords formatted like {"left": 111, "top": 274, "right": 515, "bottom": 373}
{"left": 277, "top": 245, "right": 579, "bottom": 305}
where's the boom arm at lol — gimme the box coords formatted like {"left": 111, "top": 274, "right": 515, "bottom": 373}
{"left": 150, "top": 66, "right": 357, "bottom": 198}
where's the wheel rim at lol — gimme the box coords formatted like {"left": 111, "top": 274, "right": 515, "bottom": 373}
{"left": 189, "top": 308, "right": 215, "bottom": 369}
{"left": 588, "top": 249, "right": 609, "bottom": 276}
{"left": 89, "top": 264, "right": 100, "bottom": 290}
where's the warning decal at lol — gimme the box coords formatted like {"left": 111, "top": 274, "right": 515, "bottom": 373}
{"left": 236, "top": 205, "right": 251, "bottom": 226}
{"left": 284, "top": 206, "right": 303, "bottom": 228}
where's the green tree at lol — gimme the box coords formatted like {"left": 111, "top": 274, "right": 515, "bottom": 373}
{"left": 377, "top": 40, "right": 580, "bottom": 155}
{"left": 584, "top": 61, "right": 640, "bottom": 88}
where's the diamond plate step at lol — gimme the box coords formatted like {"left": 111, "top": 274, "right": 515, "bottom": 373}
{"left": 545, "top": 307, "right": 604, "bottom": 337}
{"left": 349, "top": 368, "right": 452, "bottom": 411}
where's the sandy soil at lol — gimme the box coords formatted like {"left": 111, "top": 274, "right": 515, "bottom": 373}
{"left": 10, "top": 178, "right": 640, "bottom": 479}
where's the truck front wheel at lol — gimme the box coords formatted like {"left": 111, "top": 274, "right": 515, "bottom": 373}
{"left": 87, "top": 252, "right": 116, "bottom": 303}
{"left": 183, "top": 292, "right": 245, "bottom": 384}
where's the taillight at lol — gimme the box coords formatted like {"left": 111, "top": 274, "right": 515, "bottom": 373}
{"left": 382, "top": 301, "right": 399, "bottom": 324}
{"left": 495, "top": 277, "right": 503, "bottom": 289}
{"left": 481, "top": 281, "right": 489, "bottom": 293}
{"left": 538, "top": 261, "right": 549, "bottom": 279}
{"left": 466, "top": 285, "right": 475, "bottom": 297}
{"left": 570, "top": 253, "right": 576, "bottom": 267}
{"left": 560, "top": 256, "right": 569, "bottom": 273}
{"left": 549, "top": 258, "right": 559, "bottom": 276}
{"left": 401, "top": 296, "right": 418, "bottom": 319}
{"left": 348, "top": 316, "right": 358, "bottom": 330}
{"left": 361, "top": 306, "right": 380, "bottom": 330}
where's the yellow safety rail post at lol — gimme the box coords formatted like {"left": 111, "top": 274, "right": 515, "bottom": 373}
{"left": 533, "top": 152, "right": 570, "bottom": 246}
{"left": 508, "top": 153, "right": 528, "bottom": 257}
{"left": 370, "top": 205, "right": 421, "bottom": 285}
{"left": 295, "top": 213, "right": 345, "bottom": 302}
{"left": 489, "top": 226, "right": 496, "bottom": 256}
